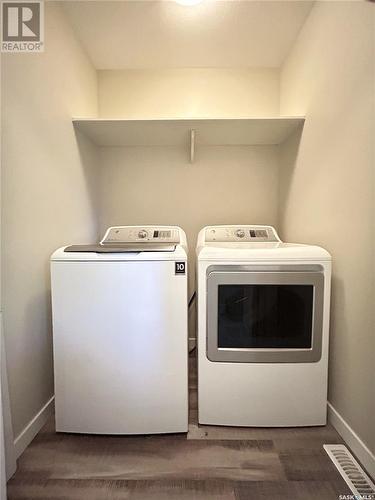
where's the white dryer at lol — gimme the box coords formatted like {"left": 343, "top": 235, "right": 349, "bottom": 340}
{"left": 51, "top": 226, "right": 188, "bottom": 434}
{"left": 196, "top": 225, "right": 331, "bottom": 427}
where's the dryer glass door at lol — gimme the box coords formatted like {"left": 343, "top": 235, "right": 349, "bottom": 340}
{"left": 207, "top": 266, "right": 324, "bottom": 363}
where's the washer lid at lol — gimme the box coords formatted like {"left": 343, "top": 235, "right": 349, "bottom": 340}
{"left": 64, "top": 243, "right": 177, "bottom": 253}
{"left": 51, "top": 225, "right": 188, "bottom": 261}
{"left": 51, "top": 244, "right": 187, "bottom": 261}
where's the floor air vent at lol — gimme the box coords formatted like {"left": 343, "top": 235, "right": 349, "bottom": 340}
{"left": 324, "top": 444, "right": 375, "bottom": 497}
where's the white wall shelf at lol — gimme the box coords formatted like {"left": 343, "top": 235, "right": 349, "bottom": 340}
{"left": 73, "top": 117, "right": 305, "bottom": 162}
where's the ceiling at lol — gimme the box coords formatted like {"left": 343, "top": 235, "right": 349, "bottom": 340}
{"left": 62, "top": 1, "right": 314, "bottom": 70}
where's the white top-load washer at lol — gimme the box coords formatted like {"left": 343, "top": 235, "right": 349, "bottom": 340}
{"left": 196, "top": 225, "right": 331, "bottom": 427}
{"left": 51, "top": 226, "right": 188, "bottom": 434}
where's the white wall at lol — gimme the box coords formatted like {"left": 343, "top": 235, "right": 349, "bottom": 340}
{"left": 1, "top": 3, "right": 99, "bottom": 440}
{"left": 99, "top": 145, "right": 279, "bottom": 240}
{"left": 279, "top": 0, "right": 375, "bottom": 461}
{"left": 98, "top": 68, "right": 279, "bottom": 118}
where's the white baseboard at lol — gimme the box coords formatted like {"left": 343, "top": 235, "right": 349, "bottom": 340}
{"left": 328, "top": 402, "right": 375, "bottom": 480}
{"left": 14, "top": 396, "right": 54, "bottom": 459}
{"left": 1, "top": 313, "right": 17, "bottom": 480}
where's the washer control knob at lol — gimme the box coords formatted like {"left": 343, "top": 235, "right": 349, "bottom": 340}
{"left": 138, "top": 229, "right": 148, "bottom": 239}
{"left": 236, "top": 229, "right": 245, "bottom": 239}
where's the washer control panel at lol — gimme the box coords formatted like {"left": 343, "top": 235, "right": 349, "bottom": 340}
{"left": 101, "top": 226, "right": 180, "bottom": 245}
{"left": 205, "top": 226, "right": 279, "bottom": 243}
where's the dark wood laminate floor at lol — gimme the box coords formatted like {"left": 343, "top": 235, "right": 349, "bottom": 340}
{"left": 7, "top": 355, "right": 351, "bottom": 500}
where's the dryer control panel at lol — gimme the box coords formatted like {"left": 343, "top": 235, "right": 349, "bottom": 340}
{"left": 101, "top": 226, "right": 180, "bottom": 245}
{"left": 204, "top": 225, "right": 280, "bottom": 243}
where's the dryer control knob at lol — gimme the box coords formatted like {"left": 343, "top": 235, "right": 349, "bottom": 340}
{"left": 138, "top": 230, "right": 148, "bottom": 239}
{"left": 235, "top": 229, "right": 245, "bottom": 239}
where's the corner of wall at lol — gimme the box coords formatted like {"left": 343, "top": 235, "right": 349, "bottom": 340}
{"left": 1, "top": 0, "right": 101, "bottom": 467}
{"left": 276, "top": 0, "right": 375, "bottom": 461}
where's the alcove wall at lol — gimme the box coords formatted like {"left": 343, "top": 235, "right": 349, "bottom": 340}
{"left": 278, "top": 1, "right": 374, "bottom": 471}
{"left": 1, "top": 3, "right": 99, "bottom": 451}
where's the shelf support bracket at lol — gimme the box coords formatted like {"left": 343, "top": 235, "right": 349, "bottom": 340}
{"left": 190, "top": 129, "right": 195, "bottom": 164}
